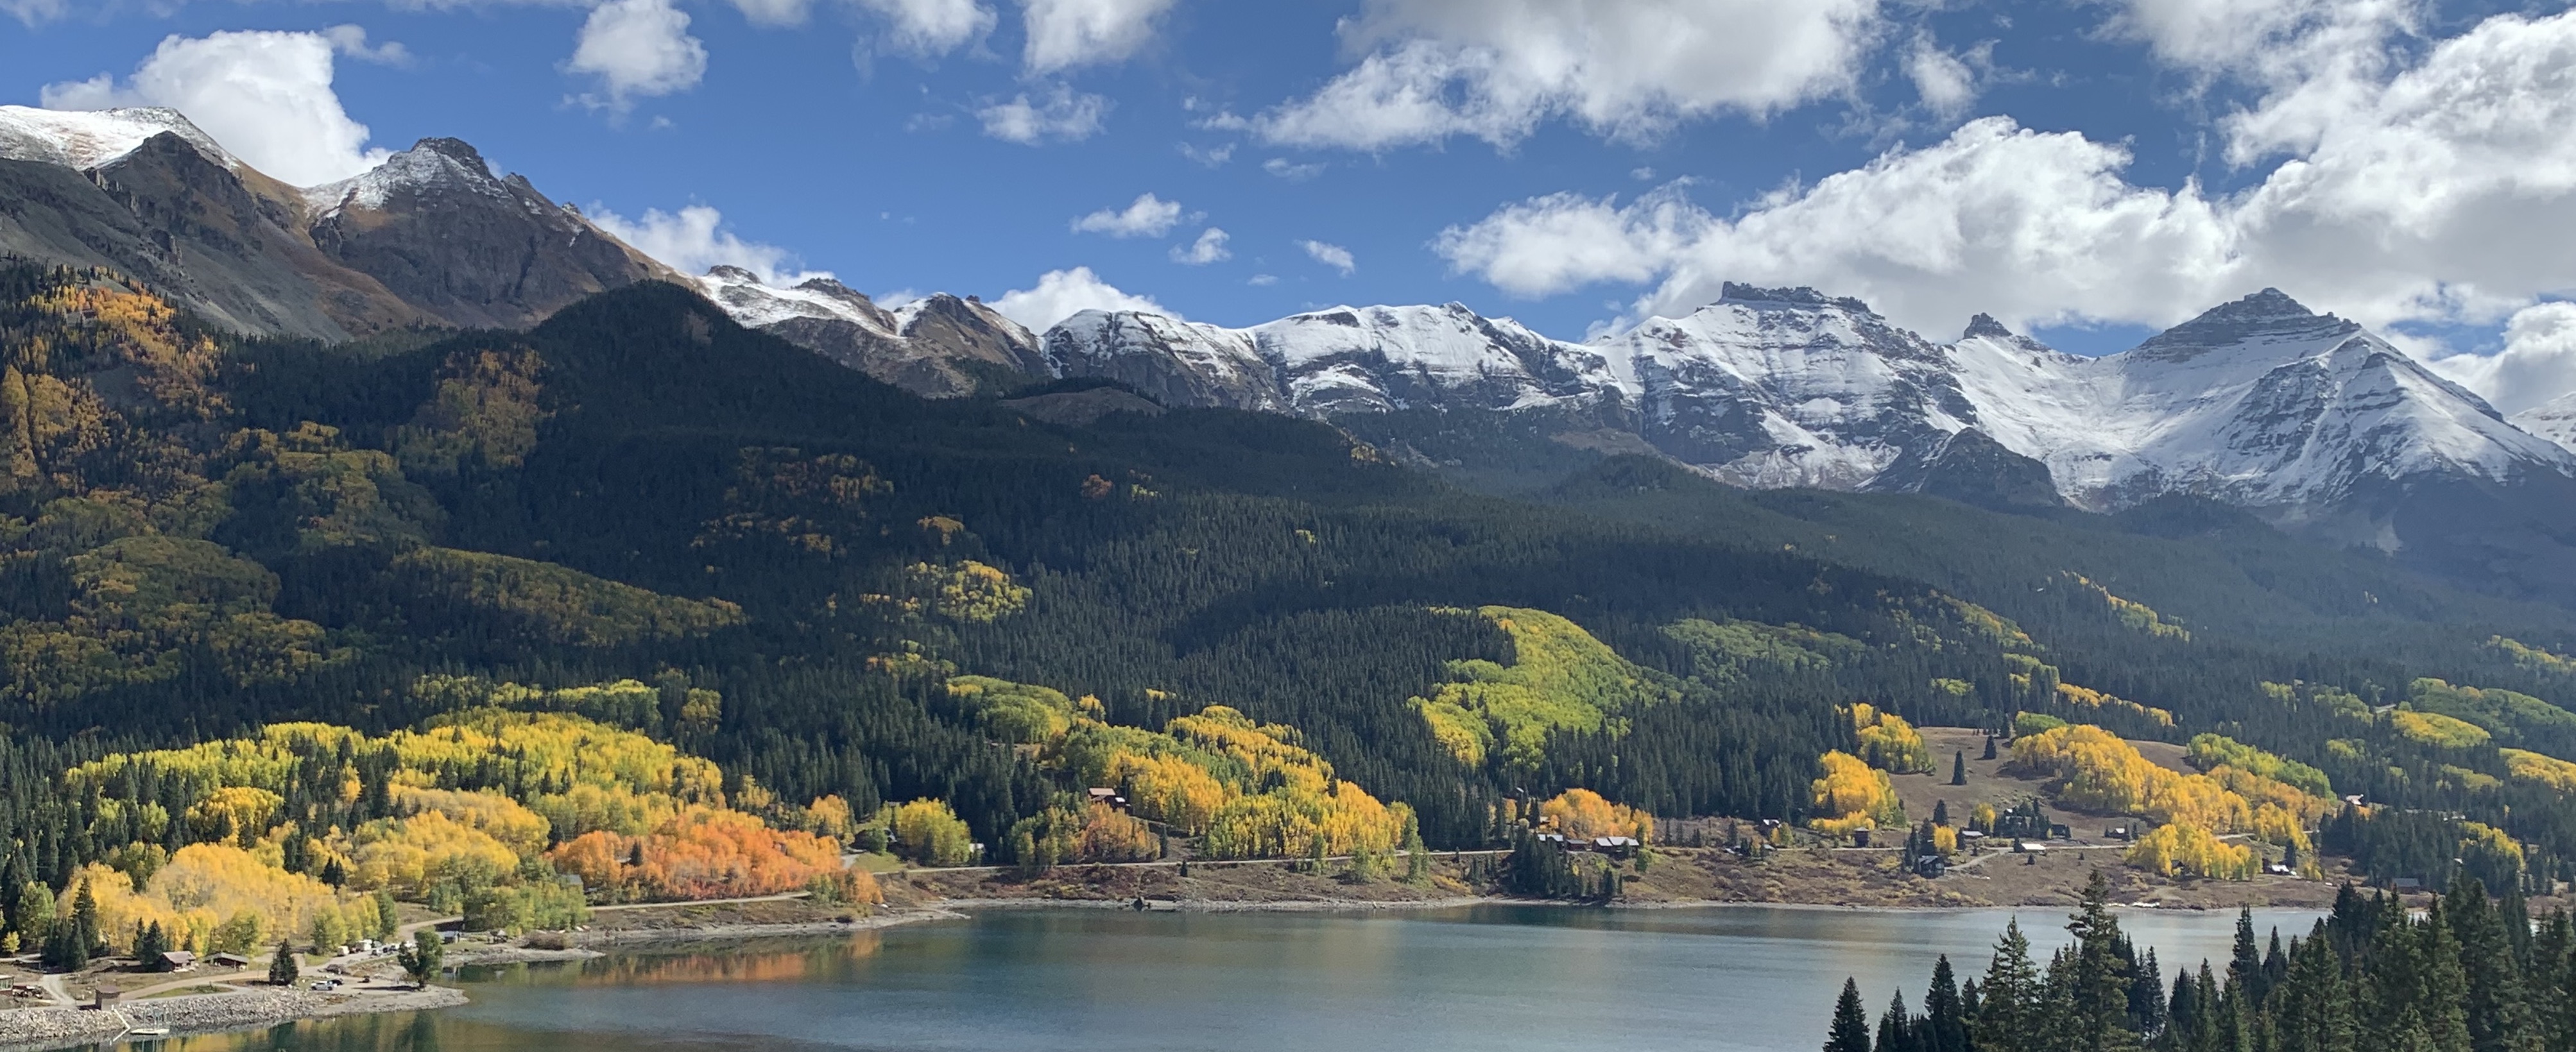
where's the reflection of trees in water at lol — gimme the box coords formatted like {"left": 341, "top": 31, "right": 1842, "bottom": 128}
{"left": 578, "top": 933, "right": 884, "bottom": 988}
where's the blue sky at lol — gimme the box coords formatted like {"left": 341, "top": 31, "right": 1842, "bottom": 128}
{"left": 5, "top": 0, "right": 2576, "bottom": 395}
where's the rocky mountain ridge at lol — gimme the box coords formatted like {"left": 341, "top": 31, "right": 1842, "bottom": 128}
{"left": 0, "top": 106, "right": 672, "bottom": 340}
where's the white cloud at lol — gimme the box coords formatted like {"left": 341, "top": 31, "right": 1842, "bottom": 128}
{"left": 1179, "top": 142, "right": 1233, "bottom": 167}
{"left": 568, "top": 0, "right": 708, "bottom": 110}
{"left": 589, "top": 203, "right": 826, "bottom": 286}
{"left": 2, "top": 0, "right": 65, "bottom": 24}
{"left": 1071, "top": 193, "right": 1183, "bottom": 237}
{"left": 1437, "top": 8, "right": 2576, "bottom": 350}
{"left": 730, "top": 0, "right": 816, "bottom": 27}
{"left": 1248, "top": 0, "right": 1882, "bottom": 150}
{"left": 859, "top": 0, "right": 997, "bottom": 55}
{"left": 992, "top": 266, "right": 1171, "bottom": 330}
{"left": 1905, "top": 37, "right": 1977, "bottom": 118}
{"left": 1248, "top": 273, "right": 1279, "bottom": 286}
{"left": 1020, "top": 0, "right": 1178, "bottom": 73}
{"left": 1300, "top": 240, "right": 1355, "bottom": 275}
{"left": 40, "top": 30, "right": 393, "bottom": 187}
{"left": 1263, "top": 157, "right": 1325, "bottom": 181}
{"left": 1171, "top": 228, "right": 1230, "bottom": 265}
{"left": 322, "top": 25, "right": 413, "bottom": 65}
{"left": 977, "top": 84, "right": 1110, "bottom": 143}
{"left": 2115, "top": 0, "right": 2413, "bottom": 80}
{"left": 2431, "top": 303, "right": 2576, "bottom": 417}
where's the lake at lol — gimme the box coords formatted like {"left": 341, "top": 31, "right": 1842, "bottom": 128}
{"left": 106, "top": 904, "right": 2323, "bottom": 1052}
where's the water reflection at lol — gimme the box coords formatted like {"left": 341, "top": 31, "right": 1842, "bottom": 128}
{"left": 101, "top": 906, "right": 2322, "bottom": 1052}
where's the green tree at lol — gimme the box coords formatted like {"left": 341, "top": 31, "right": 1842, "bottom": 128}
{"left": 2066, "top": 870, "right": 2142, "bottom": 1052}
{"left": 1878, "top": 990, "right": 1918, "bottom": 1052}
{"left": 133, "top": 921, "right": 170, "bottom": 971}
{"left": 396, "top": 929, "right": 444, "bottom": 989}
{"left": 268, "top": 938, "right": 300, "bottom": 986}
{"left": 1828, "top": 978, "right": 1874, "bottom": 1052}
{"left": 2444, "top": 879, "right": 2534, "bottom": 1052}
{"left": 372, "top": 889, "right": 400, "bottom": 942}
{"left": 1952, "top": 752, "right": 1969, "bottom": 786}
{"left": 1975, "top": 918, "right": 2041, "bottom": 1052}
{"left": 1925, "top": 955, "right": 1968, "bottom": 1052}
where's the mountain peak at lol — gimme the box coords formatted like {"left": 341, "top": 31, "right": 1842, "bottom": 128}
{"left": 1962, "top": 313, "right": 2015, "bottom": 341}
{"left": 409, "top": 137, "right": 488, "bottom": 166}
{"left": 1716, "top": 282, "right": 1875, "bottom": 316}
{"left": 2131, "top": 287, "right": 2351, "bottom": 361}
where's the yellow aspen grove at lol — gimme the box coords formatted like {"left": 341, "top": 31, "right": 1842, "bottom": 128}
{"left": 1539, "top": 788, "right": 1653, "bottom": 842}
{"left": 1809, "top": 751, "right": 1903, "bottom": 835}
{"left": 1848, "top": 704, "right": 1934, "bottom": 774}
{"left": 2125, "top": 823, "right": 2256, "bottom": 879}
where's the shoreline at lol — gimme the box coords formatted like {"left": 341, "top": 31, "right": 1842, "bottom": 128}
{"left": 0, "top": 985, "right": 466, "bottom": 1052}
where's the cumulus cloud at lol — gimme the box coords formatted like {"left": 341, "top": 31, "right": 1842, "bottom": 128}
{"left": 588, "top": 203, "right": 827, "bottom": 286}
{"left": 1244, "top": 0, "right": 1881, "bottom": 150}
{"left": 1438, "top": 8, "right": 2576, "bottom": 348}
{"left": 1020, "top": 0, "right": 1178, "bottom": 73}
{"left": 2, "top": 0, "right": 66, "bottom": 24}
{"left": 1905, "top": 37, "right": 1977, "bottom": 118}
{"left": 40, "top": 29, "right": 393, "bottom": 187}
{"left": 1300, "top": 240, "right": 1355, "bottom": 275}
{"left": 1071, "top": 193, "right": 1183, "bottom": 237}
{"left": 992, "top": 266, "right": 1171, "bottom": 330}
{"left": 858, "top": 0, "right": 997, "bottom": 55}
{"left": 1171, "top": 228, "right": 1231, "bottom": 265}
{"left": 569, "top": 0, "right": 708, "bottom": 110}
{"left": 977, "top": 84, "right": 1110, "bottom": 143}
{"left": 2431, "top": 303, "right": 2576, "bottom": 417}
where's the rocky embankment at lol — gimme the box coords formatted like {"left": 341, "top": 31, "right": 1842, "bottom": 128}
{"left": 0, "top": 985, "right": 465, "bottom": 1051}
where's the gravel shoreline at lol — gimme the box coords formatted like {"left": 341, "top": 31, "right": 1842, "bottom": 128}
{"left": 0, "top": 985, "right": 466, "bottom": 1051}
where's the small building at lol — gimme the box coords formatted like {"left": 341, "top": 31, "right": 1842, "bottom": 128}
{"left": 209, "top": 953, "right": 252, "bottom": 969}
{"left": 1086, "top": 788, "right": 1128, "bottom": 810}
{"left": 1594, "top": 836, "right": 1641, "bottom": 858}
{"left": 1959, "top": 830, "right": 1986, "bottom": 842}
{"left": 2106, "top": 825, "right": 2135, "bottom": 841}
{"left": 90, "top": 987, "right": 121, "bottom": 1009}
{"left": 2047, "top": 823, "right": 2073, "bottom": 840}
{"left": 1851, "top": 830, "right": 1873, "bottom": 849}
{"left": 2392, "top": 877, "right": 2424, "bottom": 891}
{"left": 1534, "top": 833, "right": 1568, "bottom": 847}
{"left": 158, "top": 951, "right": 196, "bottom": 972}
{"left": 2014, "top": 841, "right": 2047, "bottom": 854}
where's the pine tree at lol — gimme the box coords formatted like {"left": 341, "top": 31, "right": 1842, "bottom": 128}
{"left": 2229, "top": 910, "right": 2269, "bottom": 1008}
{"left": 1828, "top": 978, "right": 1875, "bottom": 1052}
{"left": 1934, "top": 800, "right": 1952, "bottom": 828}
{"left": 2066, "top": 870, "right": 2143, "bottom": 1052}
{"left": 1976, "top": 918, "right": 2041, "bottom": 1052}
{"left": 2417, "top": 900, "right": 2475, "bottom": 1052}
{"left": 133, "top": 921, "right": 169, "bottom": 970}
{"left": 1983, "top": 736, "right": 1998, "bottom": 761}
{"left": 1953, "top": 752, "right": 1969, "bottom": 786}
{"left": 1925, "top": 955, "right": 1968, "bottom": 1052}
{"left": 1879, "top": 990, "right": 1918, "bottom": 1052}
{"left": 268, "top": 938, "right": 300, "bottom": 986}
{"left": 2444, "top": 879, "right": 2534, "bottom": 1052}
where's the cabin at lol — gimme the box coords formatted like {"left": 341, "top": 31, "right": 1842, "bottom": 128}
{"left": 1914, "top": 855, "right": 1949, "bottom": 878}
{"left": 1534, "top": 833, "right": 1568, "bottom": 847}
{"left": 89, "top": 987, "right": 120, "bottom": 1009}
{"left": 2014, "top": 841, "right": 2047, "bottom": 854}
{"left": 1086, "top": 788, "right": 1129, "bottom": 811}
{"left": 2392, "top": 877, "right": 2424, "bottom": 891}
{"left": 2105, "top": 825, "right": 2136, "bottom": 842}
{"left": 1593, "top": 836, "right": 1641, "bottom": 858}
{"left": 1851, "top": 830, "right": 1873, "bottom": 849}
{"left": 158, "top": 951, "right": 196, "bottom": 972}
{"left": 209, "top": 952, "right": 252, "bottom": 969}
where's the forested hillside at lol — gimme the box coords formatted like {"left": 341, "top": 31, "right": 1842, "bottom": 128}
{"left": 10, "top": 263, "right": 2576, "bottom": 941}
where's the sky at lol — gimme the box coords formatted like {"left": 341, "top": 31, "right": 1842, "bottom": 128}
{"left": 4, "top": 0, "right": 2576, "bottom": 409}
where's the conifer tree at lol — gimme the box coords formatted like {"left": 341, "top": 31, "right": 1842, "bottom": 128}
{"left": 268, "top": 938, "right": 299, "bottom": 986}
{"left": 1953, "top": 752, "right": 1969, "bottom": 786}
{"left": 1878, "top": 990, "right": 1918, "bottom": 1052}
{"left": 1975, "top": 918, "right": 2040, "bottom": 1052}
{"left": 2444, "top": 879, "right": 2533, "bottom": 1052}
{"left": 1827, "top": 979, "right": 1874, "bottom": 1052}
{"left": 1925, "top": 955, "right": 1968, "bottom": 1052}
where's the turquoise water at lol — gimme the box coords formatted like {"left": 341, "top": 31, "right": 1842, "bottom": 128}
{"left": 108, "top": 905, "right": 2321, "bottom": 1052}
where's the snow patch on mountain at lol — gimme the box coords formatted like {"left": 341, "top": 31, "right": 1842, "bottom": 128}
{"left": 0, "top": 106, "right": 236, "bottom": 172}
{"left": 302, "top": 137, "right": 519, "bottom": 217}
{"left": 2514, "top": 393, "right": 2576, "bottom": 455}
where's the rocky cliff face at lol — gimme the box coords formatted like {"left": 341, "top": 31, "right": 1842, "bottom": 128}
{"left": 304, "top": 138, "right": 673, "bottom": 331}
{"left": 0, "top": 106, "right": 670, "bottom": 338}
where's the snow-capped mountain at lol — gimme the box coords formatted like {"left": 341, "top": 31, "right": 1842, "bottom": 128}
{"left": 1015, "top": 283, "right": 2576, "bottom": 590}
{"left": 693, "top": 266, "right": 1042, "bottom": 397}
{"left": 2513, "top": 393, "right": 2576, "bottom": 455}
{"left": 1040, "top": 302, "right": 1610, "bottom": 416}
{"left": 0, "top": 107, "right": 667, "bottom": 339}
